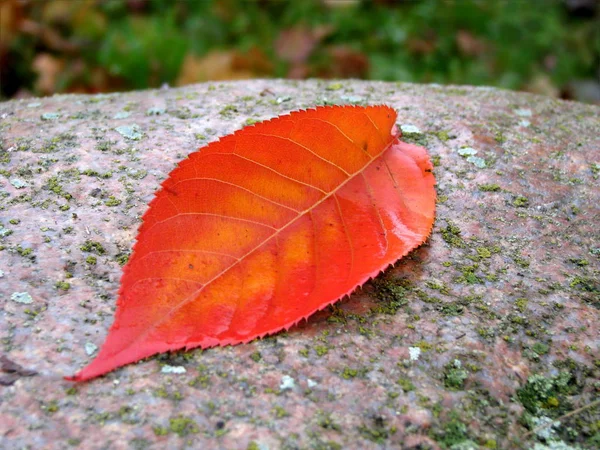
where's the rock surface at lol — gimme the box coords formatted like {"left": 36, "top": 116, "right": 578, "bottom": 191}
{"left": 0, "top": 80, "right": 598, "bottom": 449}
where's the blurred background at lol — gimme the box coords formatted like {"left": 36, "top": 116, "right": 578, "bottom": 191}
{"left": 1, "top": 0, "right": 599, "bottom": 103}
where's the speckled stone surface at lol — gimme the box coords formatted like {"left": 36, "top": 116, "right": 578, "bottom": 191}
{"left": 0, "top": 80, "right": 598, "bottom": 450}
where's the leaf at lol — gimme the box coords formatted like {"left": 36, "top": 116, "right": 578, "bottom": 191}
{"left": 67, "top": 105, "right": 436, "bottom": 381}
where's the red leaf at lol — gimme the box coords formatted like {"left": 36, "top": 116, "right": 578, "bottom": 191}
{"left": 68, "top": 105, "right": 436, "bottom": 381}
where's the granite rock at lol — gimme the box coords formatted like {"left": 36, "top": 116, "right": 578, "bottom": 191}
{"left": 0, "top": 80, "right": 598, "bottom": 449}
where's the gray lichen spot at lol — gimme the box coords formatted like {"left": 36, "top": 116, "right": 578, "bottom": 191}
{"left": 515, "top": 108, "right": 532, "bottom": 117}
{"left": 11, "top": 292, "right": 34, "bottom": 304}
{"left": 400, "top": 124, "right": 421, "bottom": 135}
{"left": 161, "top": 365, "right": 186, "bottom": 374}
{"left": 113, "top": 112, "right": 131, "bottom": 119}
{"left": 85, "top": 342, "right": 98, "bottom": 356}
{"left": 457, "top": 147, "right": 478, "bottom": 157}
{"left": 279, "top": 375, "right": 295, "bottom": 391}
{"left": 466, "top": 156, "right": 487, "bottom": 168}
{"left": 41, "top": 112, "right": 61, "bottom": 121}
{"left": 340, "top": 95, "right": 363, "bottom": 104}
{"left": 0, "top": 225, "right": 12, "bottom": 237}
{"left": 10, "top": 178, "right": 28, "bottom": 189}
{"left": 115, "top": 124, "right": 143, "bottom": 140}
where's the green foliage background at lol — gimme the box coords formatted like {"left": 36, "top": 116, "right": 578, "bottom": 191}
{"left": 2, "top": 0, "right": 599, "bottom": 100}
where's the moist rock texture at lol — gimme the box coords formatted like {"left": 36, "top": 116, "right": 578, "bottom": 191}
{"left": 0, "top": 80, "right": 598, "bottom": 449}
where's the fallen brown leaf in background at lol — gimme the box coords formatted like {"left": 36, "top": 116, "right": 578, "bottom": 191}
{"left": 275, "top": 25, "right": 333, "bottom": 64}
{"left": 326, "top": 45, "right": 369, "bottom": 79}
{"left": 32, "top": 53, "right": 65, "bottom": 95}
{"left": 176, "top": 47, "right": 273, "bottom": 85}
{"left": 456, "top": 30, "right": 487, "bottom": 56}
{"left": 276, "top": 24, "right": 333, "bottom": 78}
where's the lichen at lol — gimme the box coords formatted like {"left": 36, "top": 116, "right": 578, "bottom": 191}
{"left": 441, "top": 220, "right": 465, "bottom": 248}
{"left": 168, "top": 415, "right": 199, "bottom": 436}
{"left": 80, "top": 240, "right": 106, "bottom": 255}
{"left": 513, "top": 195, "right": 530, "bottom": 207}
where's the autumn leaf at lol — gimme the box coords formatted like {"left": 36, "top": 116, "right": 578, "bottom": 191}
{"left": 67, "top": 105, "right": 436, "bottom": 381}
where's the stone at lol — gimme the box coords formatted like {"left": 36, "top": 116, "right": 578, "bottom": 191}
{"left": 0, "top": 80, "right": 598, "bottom": 449}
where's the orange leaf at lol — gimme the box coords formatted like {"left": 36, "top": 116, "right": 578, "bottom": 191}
{"left": 67, "top": 105, "right": 436, "bottom": 381}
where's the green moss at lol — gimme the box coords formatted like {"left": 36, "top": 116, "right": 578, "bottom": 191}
{"left": 271, "top": 405, "right": 290, "bottom": 418}
{"left": 482, "top": 439, "right": 497, "bottom": 449}
{"left": 85, "top": 256, "right": 97, "bottom": 265}
{"left": 357, "top": 416, "right": 396, "bottom": 444}
{"left": 298, "top": 348, "right": 309, "bottom": 357}
{"left": 249, "top": 351, "right": 262, "bottom": 362}
{"left": 517, "top": 371, "right": 577, "bottom": 417}
{"left": 515, "top": 297, "right": 528, "bottom": 312}
{"left": 314, "top": 345, "right": 329, "bottom": 357}
{"left": 341, "top": 367, "right": 358, "bottom": 379}
{"left": 476, "top": 247, "right": 493, "bottom": 259}
{"left": 439, "top": 302, "right": 465, "bottom": 316}
{"left": 426, "top": 280, "right": 449, "bottom": 294}
{"left": 431, "top": 155, "right": 441, "bottom": 166}
{"left": 477, "top": 327, "right": 495, "bottom": 339}
{"left": 153, "top": 426, "right": 168, "bottom": 436}
{"left": 115, "top": 253, "right": 129, "bottom": 266}
{"left": 434, "top": 412, "right": 469, "bottom": 448}
{"left": 326, "top": 82, "right": 343, "bottom": 91}
{"left": 370, "top": 277, "right": 411, "bottom": 314}
{"left": 247, "top": 442, "right": 260, "bottom": 450}
{"left": 512, "top": 255, "right": 530, "bottom": 268}
{"left": 46, "top": 176, "right": 72, "bottom": 200}
{"left": 16, "top": 246, "right": 34, "bottom": 259}
{"left": 154, "top": 386, "right": 169, "bottom": 398}
{"left": 219, "top": 105, "right": 238, "bottom": 117}
{"left": 570, "top": 275, "right": 599, "bottom": 292}
{"left": 188, "top": 364, "right": 211, "bottom": 388}
{"left": 532, "top": 342, "right": 550, "bottom": 356}
{"left": 80, "top": 240, "right": 106, "bottom": 255}
{"left": 104, "top": 196, "right": 122, "bottom": 206}
{"left": 441, "top": 220, "right": 465, "bottom": 248}
{"left": 512, "top": 195, "right": 529, "bottom": 207}
{"left": 456, "top": 264, "right": 483, "bottom": 284}
{"left": 397, "top": 377, "right": 416, "bottom": 392}
{"left": 38, "top": 133, "right": 77, "bottom": 153}
{"left": 96, "top": 140, "right": 116, "bottom": 152}
{"left": 478, "top": 183, "right": 501, "bottom": 192}
{"left": 317, "top": 411, "right": 342, "bottom": 431}
{"left": 434, "top": 130, "right": 451, "bottom": 142}
{"left": 43, "top": 400, "right": 59, "bottom": 415}
{"left": 169, "top": 415, "right": 199, "bottom": 436}
{"left": 415, "top": 340, "right": 433, "bottom": 352}
{"left": 55, "top": 281, "right": 71, "bottom": 291}
{"left": 358, "top": 325, "right": 374, "bottom": 337}
{"left": 65, "top": 387, "right": 78, "bottom": 396}
{"left": 444, "top": 362, "right": 468, "bottom": 390}
{"left": 81, "top": 169, "right": 113, "bottom": 179}
{"left": 0, "top": 150, "right": 11, "bottom": 165}
{"left": 568, "top": 257, "right": 589, "bottom": 267}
